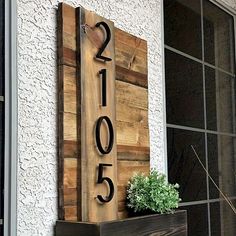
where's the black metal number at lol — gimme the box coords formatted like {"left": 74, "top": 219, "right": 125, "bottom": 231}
{"left": 99, "top": 69, "right": 107, "bottom": 107}
{"left": 95, "top": 116, "right": 114, "bottom": 154}
{"left": 95, "top": 21, "right": 112, "bottom": 62}
{"left": 97, "top": 163, "right": 114, "bottom": 203}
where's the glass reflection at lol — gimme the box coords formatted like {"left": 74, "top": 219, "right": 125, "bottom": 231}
{"left": 205, "top": 67, "right": 235, "bottom": 133}
{"left": 167, "top": 128, "right": 207, "bottom": 202}
{"left": 165, "top": 50, "right": 204, "bottom": 128}
{"left": 208, "top": 134, "right": 236, "bottom": 199}
{"left": 203, "top": 0, "right": 235, "bottom": 73}
{"left": 211, "top": 201, "right": 236, "bottom": 236}
{"left": 180, "top": 204, "right": 208, "bottom": 235}
{"left": 164, "top": 0, "right": 202, "bottom": 59}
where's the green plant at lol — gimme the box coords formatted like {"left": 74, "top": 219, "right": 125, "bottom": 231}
{"left": 126, "top": 170, "right": 181, "bottom": 214}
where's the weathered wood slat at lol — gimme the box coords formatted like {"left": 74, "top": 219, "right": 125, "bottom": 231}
{"left": 64, "top": 188, "right": 77, "bottom": 206}
{"left": 117, "top": 160, "right": 149, "bottom": 217}
{"left": 58, "top": 3, "right": 79, "bottom": 221}
{"left": 64, "top": 206, "right": 77, "bottom": 221}
{"left": 116, "top": 65, "right": 148, "bottom": 88}
{"left": 77, "top": 7, "right": 118, "bottom": 222}
{"left": 115, "top": 28, "right": 147, "bottom": 88}
{"left": 64, "top": 140, "right": 78, "bottom": 158}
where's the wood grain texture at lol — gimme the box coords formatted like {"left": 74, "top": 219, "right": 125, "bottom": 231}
{"left": 58, "top": 3, "right": 149, "bottom": 222}
{"left": 77, "top": 7, "right": 118, "bottom": 222}
{"left": 56, "top": 210, "right": 187, "bottom": 236}
{"left": 115, "top": 28, "right": 149, "bottom": 219}
{"left": 58, "top": 3, "right": 79, "bottom": 221}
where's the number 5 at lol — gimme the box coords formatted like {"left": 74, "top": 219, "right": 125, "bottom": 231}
{"left": 97, "top": 163, "right": 114, "bottom": 203}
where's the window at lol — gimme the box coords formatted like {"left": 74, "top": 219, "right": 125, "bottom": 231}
{"left": 0, "top": 0, "right": 4, "bottom": 235}
{"left": 164, "top": 0, "right": 236, "bottom": 235}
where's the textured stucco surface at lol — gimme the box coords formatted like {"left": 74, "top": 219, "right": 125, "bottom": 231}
{"left": 17, "top": 0, "right": 163, "bottom": 235}
{"left": 17, "top": 0, "right": 236, "bottom": 235}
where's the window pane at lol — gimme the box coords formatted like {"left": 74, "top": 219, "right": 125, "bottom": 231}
{"left": 205, "top": 67, "right": 235, "bottom": 133}
{"left": 203, "top": 0, "right": 235, "bottom": 73}
{"left": 0, "top": 0, "right": 3, "bottom": 224}
{"left": 0, "top": 103, "right": 3, "bottom": 219}
{"left": 180, "top": 204, "right": 208, "bottom": 235}
{"left": 210, "top": 202, "right": 221, "bottom": 236}
{"left": 164, "top": 0, "right": 202, "bottom": 59}
{"left": 208, "top": 134, "right": 236, "bottom": 199}
{"left": 165, "top": 49, "right": 204, "bottom": 128}
{"left": 211, "top": 201, "right": 236, "bottom": 236}
{"left": 0, "top": 0, "right": 4, "bottom": 96}
{"left": 167, "top": 128, "right": 207, "bottom": 202}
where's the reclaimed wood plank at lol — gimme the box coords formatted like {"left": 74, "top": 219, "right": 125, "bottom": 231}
{"left": 117, "top": 160, "right": 150, "bottom": 218}
{"left": 64, "top": 188, "right": 77, "bottom": 206}
{"left": 64, "top": 140, "right": 78, "bottom": 158}
{"left": 115, "top": 28, "right": 148, "bottom": 88}
{"left": 58, "top": 3, "right": 79, "bottom": 221}
{"left": 64, "top": 206, "right": 78, "bottom": 221}
{"left": 64, "top": 66, "right": 76, "bottom": 114}
{"left": 77, "top": 7, "right": 118, "bottom": 222}
{"left": 59, "top": 3, "right": 76, "bottom": 66}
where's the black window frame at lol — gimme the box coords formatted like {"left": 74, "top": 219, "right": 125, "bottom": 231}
{"left": 0, "top": 0, "right": 5, "bottom": 234}
{"left": 164, "top": 0, "right": 236, "bottom": 235}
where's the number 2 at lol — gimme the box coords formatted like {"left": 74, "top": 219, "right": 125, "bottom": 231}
{"left": 95, "top": 21, "right": 112, "bottom": 62}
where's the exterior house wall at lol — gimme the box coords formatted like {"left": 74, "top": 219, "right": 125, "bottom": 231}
{"left": 17, "top": 0, "right": 235, "bottom": 235}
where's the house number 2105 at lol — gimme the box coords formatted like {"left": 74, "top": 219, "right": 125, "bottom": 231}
{"left": 94, "top": 21, "right": 114, "bottom": 203}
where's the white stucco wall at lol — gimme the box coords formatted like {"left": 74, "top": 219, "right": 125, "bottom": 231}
{"left": 17, "top": 0, "right": 236, "bottom": 235}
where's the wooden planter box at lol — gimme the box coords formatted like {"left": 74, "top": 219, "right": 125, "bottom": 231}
{"left": 55, "top": 210, "right": 187, "bottom": 236}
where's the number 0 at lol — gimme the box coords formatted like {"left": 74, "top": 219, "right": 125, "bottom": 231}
{"left": 95, "top": 116, "right": 114, "bottom": 155}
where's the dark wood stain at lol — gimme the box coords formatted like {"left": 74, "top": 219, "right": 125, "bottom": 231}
{"left": 56, "top": 210, "right": 187, "bottom": 236}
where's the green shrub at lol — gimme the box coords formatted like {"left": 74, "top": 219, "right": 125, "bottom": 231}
{"left": 126, "top": 170, "right": 181, "bottom": 214}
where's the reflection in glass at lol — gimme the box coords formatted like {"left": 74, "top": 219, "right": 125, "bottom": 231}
{"left": 205, "top": 67, "right": 235, "bottom": 133}
{"left": 180, "top": 204, "right": 208, "bottom": 235}
{"left": 203, "top": 0, "right": 235, "bottom": 73}
{"left": 208, "top": 134, "right": 236, "bottom": 199}
{"left": 0, "top": 0, "right": 3, "bottom": 96}
{"left": 0, "top": 0, "right": 3, "bottom": 223}
{"left": 167, "top": 128, "right": 206, "bottom": 202}
{"left": 165, "top": 50, "right": 204, "bottom": 128}
{"left": 211, "top": 201, "right": 236, "bottom": 236}
{"left": 0, "top": 104, "right": 3, "bottom": 220}
{"left": 164, "top": 0, "right": 202, "bottom": 59}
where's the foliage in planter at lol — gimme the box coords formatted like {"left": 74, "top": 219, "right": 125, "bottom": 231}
{"left": 126, "top": 170, "right": 181, "bottom": 214}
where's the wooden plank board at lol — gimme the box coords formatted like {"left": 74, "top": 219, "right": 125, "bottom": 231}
{"left": 117, "top": 160, "right": 149, "bottom": 218}
{"left": 58, "top": 3, "right": 79, "bottom": 221}
{"left": 115, "top": 28, "right": 149, "bottom": 219}
{"left": 77, "top": 7, "right": 118, "bottom": 222}
{"left": 115, "top": 28, "right": 148, "bottom": 88}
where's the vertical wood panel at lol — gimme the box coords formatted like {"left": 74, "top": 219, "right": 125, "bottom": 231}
{"left": 58, "top": 3, "right": 79, "bottom": 221}
{"left": 77, "top": 7, "right": 118, "bottom": 222}
{"left": 115, "top": 28, "right": 149, "bottom": 219}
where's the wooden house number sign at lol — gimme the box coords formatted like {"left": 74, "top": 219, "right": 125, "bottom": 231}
{"left": 58, "top": 3, "right": 149, "bottom": 223}
{"left": 77, "top": 6, "right": 118, "bottom": 222}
